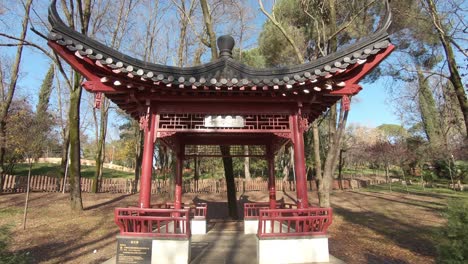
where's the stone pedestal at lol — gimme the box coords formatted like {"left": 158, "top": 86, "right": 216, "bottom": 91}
{"left": 257, "top": 236, "right": 329, "bottom": 264}
{"left": 244, "top": 219, "right": 259, "bottom": 234}
{"left": 116, "top": 235, "right": 190, "bottom": 264}
{"left": 191, "top": 219, "right": 206, "bottom": 234}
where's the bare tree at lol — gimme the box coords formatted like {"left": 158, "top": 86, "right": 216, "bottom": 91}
{"left": 422, "top": 0, "right": 467, "bottom": 138}
{"left": 91, "top": 0, "right": 137, "bottom": 193}
{"left": 0, "top": 0, "right": 33, "bottom": 193}
{"left": 56, "top": 0, "right": 93, "bottom": 211}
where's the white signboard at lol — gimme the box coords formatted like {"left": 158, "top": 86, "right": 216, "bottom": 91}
{"left": 204, "top": 115, "right": 245, "bottom": 128}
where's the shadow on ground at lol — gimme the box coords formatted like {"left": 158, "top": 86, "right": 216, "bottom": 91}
{"left": 332, "top": 202, "right": 437, "bottom": 258}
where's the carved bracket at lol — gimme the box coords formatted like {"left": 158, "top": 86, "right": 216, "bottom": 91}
{"left": 139, "top": 113, "right": 149, "bottom": 130}
{"left": 342, "top": 95, "right": 351, "bottom": 111}
{"left": 157, "top": 131, "right": 176, "bottom": 138}
{"left": 273, "top": 132, "right": 292, "bottom": 140}
{"left": 298, "top": 116, "right": 309, "bottom": 133}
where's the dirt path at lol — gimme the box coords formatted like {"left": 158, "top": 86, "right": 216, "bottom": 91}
{"left": 0, "top": 188, "right": 448, "bottom": 263}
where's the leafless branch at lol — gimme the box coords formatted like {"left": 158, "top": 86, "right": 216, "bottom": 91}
{"left": 258, "top": 0, "right": 304, "bottom": 63}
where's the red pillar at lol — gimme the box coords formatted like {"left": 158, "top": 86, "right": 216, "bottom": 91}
{"left": 267, "top": 146, "right": 276, "bottom": 209}
{"left": 292, "top": 114, "right": 309, "bottom": 208}
{"left": 174, "top": 144, "right": 184, "bottom": 210}
{"left": 139, "top": 113, "right": 157, "bottom": 208}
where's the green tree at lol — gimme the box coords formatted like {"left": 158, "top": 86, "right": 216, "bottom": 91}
{"left": 36, "top": 64, "right": 54, "bottom": 124}
{"left": 422, "top": 0, "right": 467, "bottom": 138}
{"left": 258, "top": 0, "right": 380, "bottom": 206}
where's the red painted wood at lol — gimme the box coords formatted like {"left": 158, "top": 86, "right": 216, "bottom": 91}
{"left": 175, "top": 144, "right": 184, "bottom": 210}
{"left": 139, "top": 113, "right": 156, "bottom": 208}
{"left": 114, "top": 208, "right": 191, "bottom": 238}
{"left": 257, "top": 207, "right": 333, "bottom": 238}
{"left": 348, "top": 45, "right": 395, "bottom": 85}
{"left": 244, "top": 202, "right": 286, "bottom": 219}
{"left": 291, "top": 114, "right": 309, "bottom": 208}
{"left": 153, "top": 102, "right": 298, "bottom": 115}
{"left": 48, "top": 41, "right": 98, "bottom": 81}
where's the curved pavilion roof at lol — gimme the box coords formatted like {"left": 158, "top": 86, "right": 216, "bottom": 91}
{"left": 47, "top": 0, "right": 394, "bottom": 120}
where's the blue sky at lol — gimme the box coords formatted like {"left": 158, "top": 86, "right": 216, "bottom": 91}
{"left": 347, "top": 78, "right": 401, "bottom": 127}
{"left": 8, "top": 0, "right": 405, "bottom": 143}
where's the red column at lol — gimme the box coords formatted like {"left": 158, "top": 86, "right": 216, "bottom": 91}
{"left": 292, "top": 114, "right": 309, "bottom": 208}
{"left": 174, "top": 144, "right": 184, "bottom": 210}
{"left": 267, "top": 146, "right": 276, "bottom": 209}
{"left": 139, "top": 113, "right": 157, "bottom": 208}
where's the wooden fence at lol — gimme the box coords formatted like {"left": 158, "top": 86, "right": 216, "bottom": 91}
{"left": 1, "top": 174, "right": 386, "bottom": 194}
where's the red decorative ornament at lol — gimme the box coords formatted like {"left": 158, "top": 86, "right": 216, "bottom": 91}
{"left": 342, "top": 95, "right": 351, "bottom": 111}
{"left": 139, "top": 114, "right": 149, "bottom": 130}
{"left": 298, "top": 116, "right": 310, "bottom": 133}
{"left": 94, "top": 92, "right": 103, "bottom": 109}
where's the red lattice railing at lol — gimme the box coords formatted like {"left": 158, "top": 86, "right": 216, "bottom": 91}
{"left": 114, "top": 208, "right": 191, "bottom": 238}
{"left": 152, "top": 202, "right": 207, "bottom": 219}
{"left": 243, "top": 202, "right": 297, "bottom": 219}
{"left": 185, "top": 145, "right": 266, "bottom": 157}
{"left": 192, "top": 203, "right": 207, "bottom": 219}
{"left": 158, "top": 114, "right": 290, "bottom": 131}
{"left": 257, "top": 208, "right": 332, "bottom": 238}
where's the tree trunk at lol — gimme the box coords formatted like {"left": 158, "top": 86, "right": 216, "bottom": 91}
{"left": 220, "top": 146, "right": 238, "bottom": 219}
{"left": 312, "top": 121, "right": 324, "bottom": 199}
{"left": 200, "top": 0, "right": 218, "bottom": 60}
{"left": 338, "top": 149, "right": 344, "bottom": 190}
{"left": 194, "top": 156, "right": 199, "bottom": 192}
{"left": 425, "top": 0, "right": 468, "bottom": 137}
{"left": 319, "top": 104, "right": 349, "bottom": 207}
{"left": 133, "top": 128, "right": 143, "bottom": 194}
{"left": 68, "top": 73, "right": 83, "bottom": 211}
{"left": 92, "top": 98, "right": 108, "bottom": 193}
{"left": 417, "top": 67, "right": 442, "bottom": 146}
{"left": 0, "top": 122, "right": 5, "bottom": 193}
{"left": 244, "top": 146, "right": 251, "bottom": 180}
{"left": 59, "top": 129, "right": 70, "bottom": 191}
{"left": 23, "top": 161, "right": 32, "bottom": 230}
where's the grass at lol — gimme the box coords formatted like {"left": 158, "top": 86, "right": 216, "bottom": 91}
{"left": 11, "top": 163, "right": 134, "bottom": 179}
{"left": 342, "top": 167, "right": 400, "bottom": 177}
{"left": 365, "top": 183, "right": 468, "bottom": 202}
{"left": 0, "top": 209, "right": 30, "bottom": 264}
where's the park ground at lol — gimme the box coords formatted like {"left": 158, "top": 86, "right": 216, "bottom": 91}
{"left": 1, "top": 184, "right": 467, "bottom": 264}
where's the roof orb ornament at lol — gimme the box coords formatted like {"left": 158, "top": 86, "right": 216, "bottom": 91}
{"left": 217, "top": 35, "right": 235, "bottom": 58}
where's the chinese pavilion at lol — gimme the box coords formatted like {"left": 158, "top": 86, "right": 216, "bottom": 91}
{"left": 47, "top": 0, "right": 394, "bottom": 263}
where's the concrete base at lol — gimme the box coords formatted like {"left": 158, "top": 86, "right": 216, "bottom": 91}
{"left": 244, "top": 219, "right": 258, "bottom": 234}
{"left": 116, "top": 235, "right": 190, "bottom": 264}
{"left": 257, "top": 236, "right": 329, "bottom": 264}
{"left": 152, "top": 239, "right": 190, "bottom": 264}
{"left": 191, "top": 219, "right": 206, "bottom": 234}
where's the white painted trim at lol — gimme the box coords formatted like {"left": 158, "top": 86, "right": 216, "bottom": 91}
{"left": 191, "top": 219, "right": 207, "bottom": 234}
{"left": 258, "top": 236, "right": 329, "bottom": 264}
{"left": 244, "top": 219, "right": 259, "bottom": 234}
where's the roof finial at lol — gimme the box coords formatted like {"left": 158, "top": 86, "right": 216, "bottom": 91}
{"left": 217, "top": 35, "right": 235, "bottom": 59}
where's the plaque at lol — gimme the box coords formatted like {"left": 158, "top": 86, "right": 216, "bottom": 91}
{"left": 116, "top": 237, "right": 152, "bottom": 264}
{"left": 204, "top": 115, "right": 245, "bottom": 128}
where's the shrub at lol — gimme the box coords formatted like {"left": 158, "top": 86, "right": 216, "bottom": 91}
{"left": 437, "top": 199, "right": 468, "bottom": 263}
